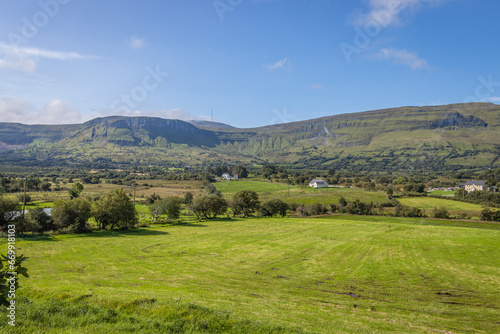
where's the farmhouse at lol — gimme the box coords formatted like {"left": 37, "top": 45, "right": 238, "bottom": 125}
{"left": 309, "top": 179, "right": 329, "bottom": 188}
{"left": 222, "top": 173, "right": 231, "bottom": 180}
{"left": 464, "top": 180, "right": 487, "bottom": 193}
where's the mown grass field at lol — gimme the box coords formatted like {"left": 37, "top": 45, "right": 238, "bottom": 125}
{"left": 2, "top": 216, "right": 499, "bottom": 333}
{"left": 215, "top": 181, "right": 388, "bottom": 205}
{"left": 398, "top": 197, "right": 485, "bottom": 213}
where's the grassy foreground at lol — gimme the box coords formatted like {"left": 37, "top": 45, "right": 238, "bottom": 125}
{"left": 1, "top": 216, "right": 499, "bottom": 333}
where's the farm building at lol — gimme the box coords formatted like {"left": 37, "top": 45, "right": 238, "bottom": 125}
{"left": 309, "top": 179, "right": 329, "bottom": 188}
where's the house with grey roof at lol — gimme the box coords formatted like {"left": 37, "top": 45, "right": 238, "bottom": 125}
{"left": 309, "top": 179, "right": 329, "bottom": 188}
{"left": 464, "top": 180, "right": 487, "bottom": 193}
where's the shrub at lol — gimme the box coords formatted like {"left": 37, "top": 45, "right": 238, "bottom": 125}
{"left": 309, "top": 202, "right": 327, "bottom": 216}
{"left": 260, "top": 199, "right": 289, "bottom": 217}
{"left": 432, "top": 207, "right": 450, "bottom": 219}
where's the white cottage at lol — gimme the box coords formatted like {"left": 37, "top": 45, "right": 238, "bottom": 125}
{"left": 309, "top": 179, "right": 329, "bottom": 188}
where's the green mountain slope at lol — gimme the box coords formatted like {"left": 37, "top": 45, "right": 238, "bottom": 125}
{"left": 0, "top": 103, "right": 499, "bottom": 172}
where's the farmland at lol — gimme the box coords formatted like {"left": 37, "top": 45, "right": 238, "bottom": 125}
{"left": 3, "top": 215, "right": 499, "bottom": 333}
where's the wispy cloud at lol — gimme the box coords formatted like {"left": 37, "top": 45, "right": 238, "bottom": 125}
{"left": 485, "top": 96, "right": 500, "bottom": 103}
{"left": 376, "top": 48, "right": 432, "bottom": 70}
{"left": 310, "top": 84, "right": 324, "bottom": 90}
{"left": 0, "top": 43, "right": 95, "bottom": 73}
{"left": 0, "top": 98, "right": 82, "bottom": 124}
{"left": 128, "top": 35, "right": 146, "bottom": 50}
{"left": 264, "top": 57, "right": 292, "bottom": 71}
{"left": 351, "top": 0, "right": 451, "bottom": 28}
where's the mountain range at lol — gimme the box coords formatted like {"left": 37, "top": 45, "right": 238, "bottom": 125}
{"left": 1, "top": 103, "right": 499, "bottom": 173}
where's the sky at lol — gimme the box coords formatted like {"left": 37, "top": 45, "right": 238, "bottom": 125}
{"left": 0, "top": 0, "right": 499, "bottom": 128}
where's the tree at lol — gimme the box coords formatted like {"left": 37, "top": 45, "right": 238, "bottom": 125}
{"left": 231, "top": 190, "right": 260, "bottom": 217}
{"left": 0, "top": 196, "right": 18, "bottom": 230}
{"left": 150, "top": 196, "right": 182, "bottom": 221}
{"left": 260, "top": 199, "right": 289, "bottom": 217}
{"left": 149, "top": 200, "right": 167, "bottom": 222}
{"left": 1, "top": 254, "right": 29, "bottom": 306}
{"left": 68, "top": 183, "right": 84, "bottom": 199}
{"left": 52, "top": 198, "right": 92, "bottom": 232}
{"left": 16, "top": 193, "right": 31, "bottom": 204}
{"left": 183, "top": 192, "right": 194, "bottom": 204}
{"left": 26, "top": 208, "right": 53, "bottom": 232}
{"left": 92, "top": 189, "right": 137, "bottom": 230}
{"left": 191, "top": 195, "right": 228, "bottom": 219}
{"left": 40, "top": 182, "right": 52, "bottom": 192}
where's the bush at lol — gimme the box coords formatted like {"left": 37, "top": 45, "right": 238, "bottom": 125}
{"left": 309, "top": 202, "right": 327, "bottom": 216}
{"left": 481, "top": 208, "right": 500, "bottom": 221}
{"left": 432, "top": 206, "right": 450, "bottom": 219}
{"left": 394, "top": 204, "right": 424, "bottom": 218}
{"left": 260, "top": 199, "right": 289, "bottom": 217}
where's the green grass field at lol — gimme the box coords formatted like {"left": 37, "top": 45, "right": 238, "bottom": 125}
{"left": 215, "top": 181, "right": 388, "bottom": 205}
{"left": 398, "top": 197, "right": 485, "bottom": 212}
{"left": 3, "top": 216, "right": 499, "bottom": 333}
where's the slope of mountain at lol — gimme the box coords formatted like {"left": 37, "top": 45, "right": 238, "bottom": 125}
{"left": 0, "top": 103, "right": 499, "bottom": 172}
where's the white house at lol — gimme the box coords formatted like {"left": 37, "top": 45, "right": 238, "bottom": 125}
{"left": 309, "top": 179, "right": 329, "bottom": 188}
{"left": 464, "top": 180, "right": 487, "bottom": 193}
{"left": 222, "top": 173, "right": 231, "bottom": 180}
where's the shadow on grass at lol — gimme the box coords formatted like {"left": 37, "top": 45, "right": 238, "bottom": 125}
{"left": 167, "top": 221, "right": 207, "bottom": 227}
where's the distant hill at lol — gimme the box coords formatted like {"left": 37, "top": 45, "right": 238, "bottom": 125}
{"left": 0, "top": 103, "right": 499, "bottom": 172}
{"left": 188, "top": 120, "right": 236, "bottom": 130}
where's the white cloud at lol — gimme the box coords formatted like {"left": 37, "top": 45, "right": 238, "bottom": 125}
{"left": 128, "top": 36, "right": 146, "bottom": 50}
{"left": 376, "top": 48, "right": 432, "bottom": 70}
{"left": 0, "top": 43, "right": 95, "bottom": 73}
{"left": 0, "top": 98, "right": 82, "bottom": 124}
{"left": 310, "top": 84, "right": 324, "bottom": 90}
{"left": 91, "top": 108, "right": 214, "bottom": 123}
{"left": 351, "top": 0, "right": 450, "bottom": 28}
{"left": 0, "top": 98, "right": 220, "bottom": 125}
{"left": 265, "top": 57, "right": 292, "bottom": 71}
{"left": 485, "top": 96, "right": 500, "bottom": 103}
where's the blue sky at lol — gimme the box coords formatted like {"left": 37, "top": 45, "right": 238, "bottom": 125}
{"left": 0, "top": 0, "right": 499, "bottom": 128}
